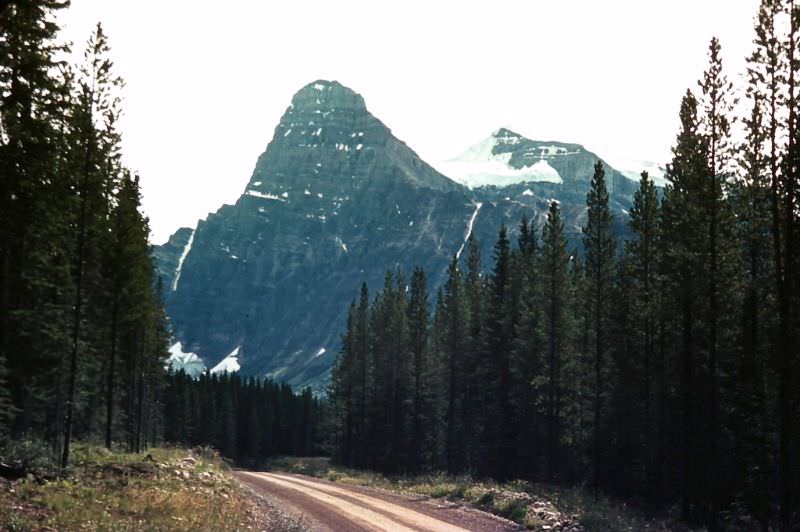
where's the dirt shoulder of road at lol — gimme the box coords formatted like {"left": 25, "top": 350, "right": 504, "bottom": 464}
{"left": 262, "top": 456, "right": 679, "bottom": 531}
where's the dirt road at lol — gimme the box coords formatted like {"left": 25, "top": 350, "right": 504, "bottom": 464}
{"left": 235, "top": 471, "right": 522, "bottom": 531}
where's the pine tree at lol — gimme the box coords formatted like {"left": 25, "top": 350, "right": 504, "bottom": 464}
{"left": 626, "top": 170, "right": 660, "bottom": 499}
{"left": 407, "top": 267, "right": 437, "bottom": 470}
{"left": 368, "top": 272, "right": 413, "bottom": 473}
{"left": 61, "top": 22, "right": 125, "bottom": 469}
{"left": 539, "top": 201, "right": 570, "bottom": 480}
{"left": 438, "top": 257, "right": 470, "bottom": 473}
{"left": 661, "top": 89, "right": 712, "bottom": 522}
{"left": 0, "top": 0, "right": 72, "bottom": 450}
{"left": 330, "top": 301, "right": 357, "bottom": 465}
{"left": 697, "top": 38, "right": 740, "bottom": 522}
{"left": 582, "top": 160, "right": 616, "bottom": 488}
{"left": 480, "top": 225, "right": 515, "bottom": 479}
{"left": 729, "top": 87, "right": 773, "bottom": 524}
{"left": 510, "top": 218, "right": 543, "bottom": 478}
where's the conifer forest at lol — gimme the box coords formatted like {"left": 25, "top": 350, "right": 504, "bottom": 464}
{"left": 329, "top": 8, "right": 800, "bottom": 528}
{"left": 2, "top": 0, "right": 800, "bottom": 530}
{"left": 0, "top": 2, "right": 321, "bottom": 472}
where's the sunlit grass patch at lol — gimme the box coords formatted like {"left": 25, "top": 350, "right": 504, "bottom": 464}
{"left": 1, "top": 444, "right": 254, "bottom": 531}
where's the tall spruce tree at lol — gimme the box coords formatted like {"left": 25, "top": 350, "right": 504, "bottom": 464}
{"left": 439, "top": 256, "right": 470, "bottom": 473}
{"left": 480, "top": 225, "right": 515, "bottom": 479}
{"left": 539, "top": 201, "right": 570, "bottom": 480}
{"left": 407, "top": 268, "right": 436, "bottom": 470}
{"left": 510, "top": 218, "right": 543, "bottom": 477}
{"left": 62, "top": 22, "right": 124, "bottom": 469}
{"left": 330, "top": 301, "right": 357, "bottom": 465}
{"left": 661, "top": 89, "right": 711, "bottom": 522}
{"left": 582, "top": 160, "right": 615, "bottom": 488}
{"left": 730, "top": 88, "right": 773, "bottom": 524}
{"left": 697, "top": 38, "right": 739, "bottom": 522}
{"left": 0, "top": 0, "right": 72, "bottom": 449}
{"left": 626, "top": 171, "right": 660, "bottom": 499}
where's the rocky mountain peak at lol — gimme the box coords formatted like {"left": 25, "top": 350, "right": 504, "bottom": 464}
{"left": 492, "top": 127, "right": 525, "bottom": 145}
{"left": 289, "top": 80, "right": 367, "bottom": 113}
{"left": 245, "top": 80, "right": 459, "bottom": 195}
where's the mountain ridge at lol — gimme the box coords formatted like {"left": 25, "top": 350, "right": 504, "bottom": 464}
{"left": 155, "top": 79, "right": 650, "bottom": 389}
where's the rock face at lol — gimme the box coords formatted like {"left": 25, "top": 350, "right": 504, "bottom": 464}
{"left": 155, "top": 80, "right": 642, "bottom": 391}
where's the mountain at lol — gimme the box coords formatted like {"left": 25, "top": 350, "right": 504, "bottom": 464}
{"left": 435, "top": 127, "right": 639, "bottom": 210}
{"left": 155, "top": 80, "right": 646, "bottom": 390}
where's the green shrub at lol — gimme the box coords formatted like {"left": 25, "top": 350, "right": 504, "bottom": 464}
{"left": 477, "top": 490, "right": 495, "bottom": 506}
{"left": 0, "top": 437, "right": 57, "bottom": 472}
{"left": 498, "top": 498, "right": 528, "bottom": 523}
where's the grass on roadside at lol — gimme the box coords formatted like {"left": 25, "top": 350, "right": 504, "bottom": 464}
{"left": 266, "top": 456, "right": 680, "bottom": 531}
{"left": 0, "top": 443, "right": 256, "bottom": 531}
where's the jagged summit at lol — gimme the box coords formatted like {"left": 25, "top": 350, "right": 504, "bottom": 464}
{"left": 244, "top": 80, "right": 459, "bottom": 195}
{"left": 492, "top": 127, "right": 525, "bottom": 144}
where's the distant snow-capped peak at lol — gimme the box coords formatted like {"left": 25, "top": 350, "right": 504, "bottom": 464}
{"left": 435, "top": 129, "right": 566, "bottom": 189}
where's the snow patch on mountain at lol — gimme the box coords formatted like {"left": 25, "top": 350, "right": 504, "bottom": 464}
{"left": 247, "top": 190, "right": 285, "bottom": 201}
{"left": 210, "top": 346, "right": 241, "bottom": 374}
{"left": 166, "top": 341, "right": 205, "bottom": 377}
{"left": 456, "top": 202, "right": 483, "bottom": 259}
{"left": 436, "top": 132, "right": 563, "bottom": 188}
{"left": 171, "top": 229, "right": 195, "bottom": 291}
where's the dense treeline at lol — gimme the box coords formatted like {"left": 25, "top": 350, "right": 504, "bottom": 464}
{"left": 0, "top": 2, "right": 167, "bottom": 467}
{"left": 330, "top": 3, "right": 800, "bottom": 528}
{"left": 163, "top": 372, "right": 322, "bottom": 467}
{"left": 0, "top": 2, "right": 320, "bottom": 470}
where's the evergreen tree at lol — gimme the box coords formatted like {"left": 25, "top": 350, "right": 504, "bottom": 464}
{"left": 697, "top": 38, "right": 739, "bottom": 522}
{"left": 729, "top": 89, "right": 773, "bottom": 524}
{"left": 368, "top": 272, "right": 413, "bottom": 473}
{"left": 510, "top": 218, "right": 543, "bottom": 478}
{"left": 661, "top": 89, "right": 714, "bottom": 522}
{"left": 0, "top": 0, "right": 72, "bottom": 451}
{"left": 480, "top": 225, "right": 515, "bottom": 479}
{"left": 330, "top": 301, "right": 357, "bottom": 465}
{"left": 439, "top": 257, "right": 470, "bottom": 473}
{"left": 539, "top": 201, "right": 570, "bottom": 480}
{"left": 61, "top": 21, "right": 125, "bottom": 468}
{"left": 582, "top": 160, "right": 616, "bottom": 488}
{"left": 623, "top": 170, "right": 661, "bottom": 499}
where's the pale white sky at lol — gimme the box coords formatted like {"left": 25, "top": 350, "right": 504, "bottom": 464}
{"left": 58, "top": 0, "right": 760, "bottom": 244}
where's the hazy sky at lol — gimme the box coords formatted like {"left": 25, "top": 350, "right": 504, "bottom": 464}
{"left": 58, "top": 0, "right": 760, "bottom": 244}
